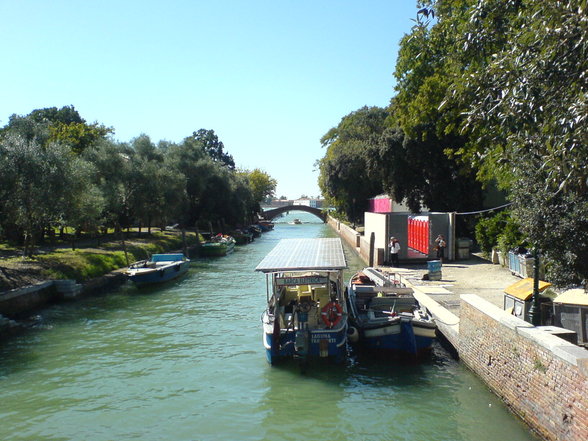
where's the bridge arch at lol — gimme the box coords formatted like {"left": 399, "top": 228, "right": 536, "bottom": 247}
{"left": 261, "top": 205, "right": 326, "bottom": 223}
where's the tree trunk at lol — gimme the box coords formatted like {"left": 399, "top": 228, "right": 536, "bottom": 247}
{"left": 182, "top": 229, "right": 188, "bottom": 257}
{"left": 117, "top": 222, "right": 129, "bottom": 266}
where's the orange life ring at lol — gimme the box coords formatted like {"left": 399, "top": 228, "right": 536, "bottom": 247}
{"left": 321, "top": 302, "right": 343, "bottom": 328}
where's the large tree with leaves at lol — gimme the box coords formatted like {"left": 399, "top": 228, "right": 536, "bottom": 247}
{"left": 366, "top": 126, "right": 483, "bottom": 213}
{"left": 1, "top": 105, "right": 112, "bottom": 154}
{"left": 240, "top": 168, "right": 277, "bottom": 205}
{"left": 402, "top": 0, "right": 588, "bottom": 285}
{"left": 318, "top": 106, "right": 388, "bottom": 222}
{"left": 0, "top": 134, "right": 99, "bottom": 255}
{"left": 186, "top": 129, "right": 235, "bottom": 170}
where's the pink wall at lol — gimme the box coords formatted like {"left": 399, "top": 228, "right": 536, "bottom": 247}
{"left": 369, "top": 198, "right": 391, "bottom": 213}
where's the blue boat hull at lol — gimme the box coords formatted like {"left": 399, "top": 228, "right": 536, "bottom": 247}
{"left": 355, "top": 325, "right": 435, "bottom": 356}
{"left": 263, "top": 327, "right": 347, "bottom": 364}
{"left": 128, "top": 261, "right": 190, "bottom": 287}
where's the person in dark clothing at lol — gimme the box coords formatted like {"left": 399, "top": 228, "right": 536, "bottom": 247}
{"left": 435, "top": 234, "right": 446, "bottom": 261}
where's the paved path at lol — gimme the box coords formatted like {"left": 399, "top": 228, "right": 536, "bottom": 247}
{"left": 378, "top": 254, "right": 522, "bottom": 317}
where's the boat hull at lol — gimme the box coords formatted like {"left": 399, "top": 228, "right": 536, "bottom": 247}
{"left": 199, "top": 239, "right": 235, "bottom": 256}
{"left": 262, "top": 312, "right": 347, "bottom": 364}
{"left": 127, "top": 260, "right": 190, "bottom": 287}
{"left": 348, "top": 268, "right": 437, "bottom": 357}
{"left": 351, "top": 322, "right": 435, "bottom": 356}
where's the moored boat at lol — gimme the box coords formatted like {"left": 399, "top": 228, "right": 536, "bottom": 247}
{"left": 125, "top": 253, "right": 190, "bottom": 287}
{"left": 255, "top": 238, "right": 348, "bottom": 364}
{"left": 347, "top": 267, "right": 436, "bottom": 357}
{"left": 231, "top": 229, "right": 254, "bottom": 245}
{"left": 248, "top": 225, "right": 262, "bottom": 238}
{"left": 256, "top": 220, "right": 274, "bottom": 232}
{"left": 199, "top": 234, "right": 236, "bottom": 257}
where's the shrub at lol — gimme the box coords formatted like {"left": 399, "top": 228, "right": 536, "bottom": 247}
{"left": 475, "top": 211, "right": 525, "bottom": 254}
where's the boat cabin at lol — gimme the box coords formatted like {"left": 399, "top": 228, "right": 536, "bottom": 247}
{"left": 255, "top": 238, "right": 349, "bottom": 363}
{"left": 256, "top": 238, "right": 347, "bottom": 330}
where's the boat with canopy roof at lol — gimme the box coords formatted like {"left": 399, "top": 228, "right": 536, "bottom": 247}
{"left": 255, "top": 238, "right": 348, "bottom": 364}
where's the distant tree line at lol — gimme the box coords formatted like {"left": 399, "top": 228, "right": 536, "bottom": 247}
{"left": 318, "top": 0, "right": 587, "bottom": 286}
{"left": 0, "top": 106, "right": 277, "bottom": 256}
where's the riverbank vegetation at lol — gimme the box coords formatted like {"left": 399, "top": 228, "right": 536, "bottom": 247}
{"left": 0, "top": 106, "right": 277, "bottom": 259}
{"left": 0, "top": 229, "right": 199, "bottom": 291}
{"left": 318, "top": 1, "right": 587, "bottom": 286}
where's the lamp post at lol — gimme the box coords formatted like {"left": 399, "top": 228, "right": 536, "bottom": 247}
{"left": 527, "top": 248, "right": 542, "bottom": 326}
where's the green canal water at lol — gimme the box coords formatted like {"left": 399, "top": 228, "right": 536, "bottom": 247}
{"left": 0, "top": 212, "right": 539, "bottom": 441}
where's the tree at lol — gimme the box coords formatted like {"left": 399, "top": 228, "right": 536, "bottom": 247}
{"left": 83, "top": 139, "right": 136, "bottom": 231}
{"left": 319, "top": 139, "right": 382, "bottom": 223}
{"left": 48, "top": 121, "right": 112, "bottom": 155}
{"left": 369, "top": 126, "right": 483, "bottom": 213}
{"left": 129, "top": 135, "right": 185, "bottom": 232}
{"left": 186, "top": 129, "right": 235, "bottom": 170}
{"left": 415, "top": 0, "right": 588, "bottom": 285}
{"left": 240, "top": 169, "right": 277, "bottom": 205}
{"left": 1, "top": 105, "right": 112, "bottom": 154}
{"left": 0, "top": 134, "right": 97, "bottom": 255}
{"left": 167, "top": 137, "right": 213, "bottom": 226}
{"left": 318, "top": 107, "right": 388, "bottom": 222}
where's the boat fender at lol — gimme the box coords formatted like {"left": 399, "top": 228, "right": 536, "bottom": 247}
{"left": 347, "top": 326, "right": 359, "bottom": 343}
{"left": 321, "top": 302, "right": 343, "bottom": 328}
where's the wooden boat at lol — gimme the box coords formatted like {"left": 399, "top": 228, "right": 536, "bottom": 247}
{"left": 125, "top": 253, "right": 190, "bottom": 287}
{"left": 199, "top": 234, "right": 236, "bottom": 257}
{"left": 347, "top": 267, "right": 436, "bottom": 357}
{"left": 256, "top": 238, "right": 348, "bottom": 364}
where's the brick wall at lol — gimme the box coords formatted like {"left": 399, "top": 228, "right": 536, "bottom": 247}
{"left": 460, "top": 295, "right": 588, "bottom": 441}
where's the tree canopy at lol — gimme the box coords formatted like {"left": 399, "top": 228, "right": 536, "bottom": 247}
{"left": 317, "top": 0, "right": 587, "bottom": 285}
{"left": 0, "top": 107, "right": 275, "bottom": 255}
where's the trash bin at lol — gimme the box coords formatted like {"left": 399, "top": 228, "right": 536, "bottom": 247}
{"left": 427, "top": 260, "right": 442, "bottom": 280}
{"left": 457, "top": 238, "right": 472, "bottom": 260}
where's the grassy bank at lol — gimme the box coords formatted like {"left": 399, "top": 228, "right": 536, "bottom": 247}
{"left": 0, "top": 230, "right": 200, "bottom": 291}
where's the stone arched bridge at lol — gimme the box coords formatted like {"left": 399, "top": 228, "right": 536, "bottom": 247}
{"left": 260, "top": 205, "right": 326, "bottom": 223}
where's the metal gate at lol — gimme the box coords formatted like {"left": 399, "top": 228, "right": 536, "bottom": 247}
{"left": 407, "top": 215, "right": 430, "bottom": 255}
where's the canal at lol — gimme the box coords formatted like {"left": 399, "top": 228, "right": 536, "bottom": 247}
{"left": 0, "top": 212, "right": 539, "bottom": 441}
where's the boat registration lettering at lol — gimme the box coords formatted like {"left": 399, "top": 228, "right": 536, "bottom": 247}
{"left": 311, "top": 337, "right": 336, "bottom": 344}
{"left": 276, "top": 276, "right": 328, "bottom": 286}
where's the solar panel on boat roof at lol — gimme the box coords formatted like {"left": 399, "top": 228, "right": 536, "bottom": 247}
{"left": 254, "top": 238, "right": 347, "bottom": 272}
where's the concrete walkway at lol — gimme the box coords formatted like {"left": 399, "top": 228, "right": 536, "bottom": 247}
{"left": 377, "top": 254, "right": 522, "bottom": 317}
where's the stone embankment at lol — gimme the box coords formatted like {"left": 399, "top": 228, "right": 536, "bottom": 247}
{"left": 331, "top": 218, "right": 588, "bottom": 441}
{"left": 0, "top": 271, "right": 126, "bottom": 321}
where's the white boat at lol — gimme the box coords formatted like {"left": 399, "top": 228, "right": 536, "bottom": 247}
{"left": 347, "top": 267, "right": 436, "bottom": 357}
{"left": 125, "top": 253, "right": 190, "bottom": 287}
{"left": 255, "top": 238, "right": 348, "bottom": 364}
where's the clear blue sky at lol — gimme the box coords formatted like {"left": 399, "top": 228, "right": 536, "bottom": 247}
{"left": 1, "top": 0, "right": 418, "bottom": 199}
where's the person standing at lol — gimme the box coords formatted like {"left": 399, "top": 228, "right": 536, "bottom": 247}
{"left": 435, "top": 234, "right": 446, "bottom": 261}
{"left": 389, "top": 236, "right": 401, "bottom": 267}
